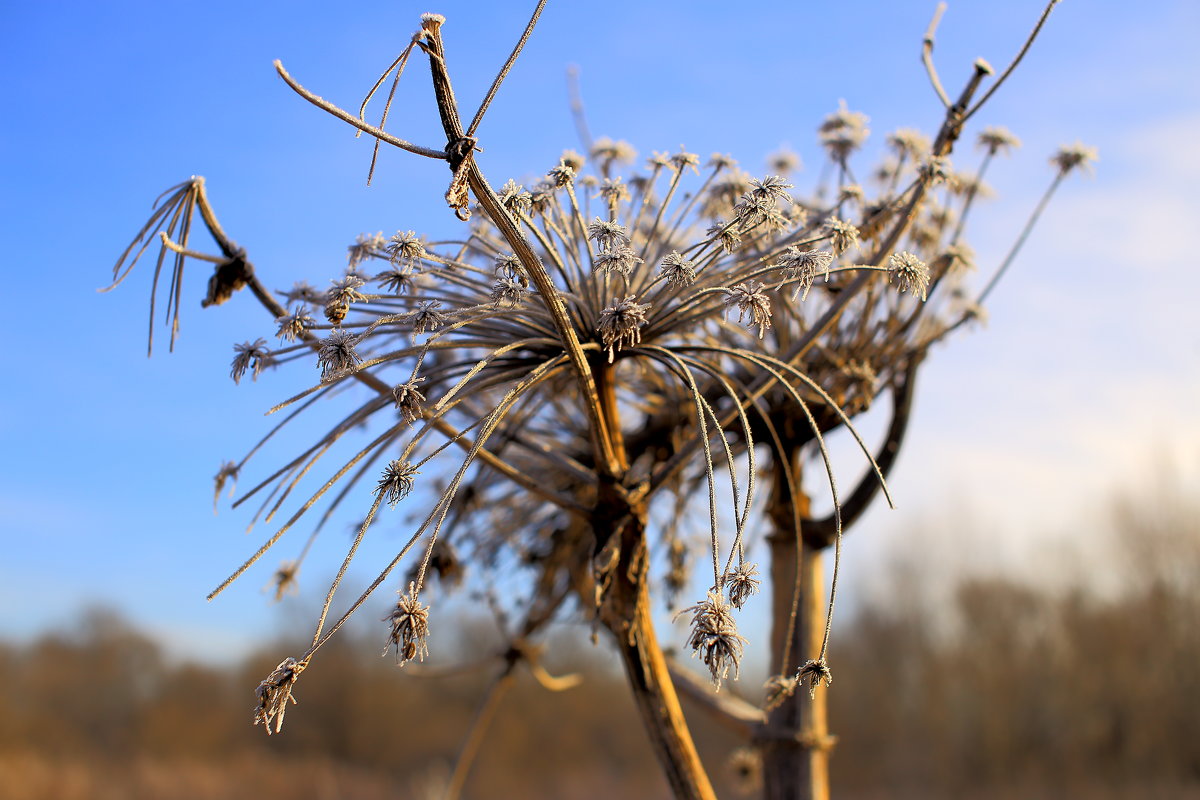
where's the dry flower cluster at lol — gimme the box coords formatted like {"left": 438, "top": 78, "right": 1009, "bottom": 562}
{"left": 105, "top": 3, "right": 1089, "bottom": 798}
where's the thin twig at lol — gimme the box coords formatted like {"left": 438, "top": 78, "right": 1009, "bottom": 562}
{"left": 466, "top": 0, "right": 549, "bottom": 137}
{"left": 964, "top": 0, "right": 1062, "bottom": 122}
{"left": 922, "top": 2, "right": 952, "bottom": 107}
{"left": 273, "top": 60, "right": 447, "bottom": 160}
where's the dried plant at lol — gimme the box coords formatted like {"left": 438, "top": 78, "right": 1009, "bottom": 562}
{"left": 105, "top": 3, "right": 1087, "bottom": 798}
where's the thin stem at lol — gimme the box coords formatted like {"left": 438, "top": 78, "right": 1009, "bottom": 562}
{"left": 964, "top": 0, "right": 1062, "bottom": 122}
{"left": 466, "top": 0, "right": 548, "bottom": 137}
{"left": 922, "top": 3, "right": 952, "bottom": 107}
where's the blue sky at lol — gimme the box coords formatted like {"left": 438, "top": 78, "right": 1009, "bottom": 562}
{"left": 2, "top": 0, "right": 1198, "bottom": 663}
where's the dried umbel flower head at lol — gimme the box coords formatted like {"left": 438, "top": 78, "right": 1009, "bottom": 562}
{"left": 325, "top": 274, "right": 367, "bottom": 324}
{"left": 316, "top": 328, "right": 362, "bottom": 381}
{"left": 724, "top": 281, "right": 772, "bottom": 338}
{"left": 376, "top": 268, "right": 415, "bottom": 295}
{"left": 887, "top": 128, "right": 930, "bottom": 159}
{"left": 659, "top": 251, "right": 697, "bottom": 289}
{"left": 376, "top": 459, "right": 419, "bottom": 507}
{"left": 819, "top": 100, "right": 870, "bottom": 162}
{"left": 889, "top": 251, "right": 930, "bottom": 301}
{"left": 593, "top": 244, "right": 644, "bottom": 278}
{"left": 763, "top": 673, "right": 799, "bottom": 711}
{"left": 978, "top": 125, "right": 1021, "bottom": 155}
{"left": 597, "top": 295, "right": 650, "bottom": 362}
{"left": 231, "top": 338, "right": 272, "bottom": 384}
{"left": 664, "top": 536, "right": 689, "bottom": 611}
{"left": 1051, "top": 141, "right": 1098, "bottom": 176}
{"left": 547, "top": 159, "right": 576, "bottom": 187}
{"left": 347, "top": 231, "right": 386, "bottom": 267}
{"left": 404, "top": 300, "right": 449, "bottom": 336}
{"left": 386, "top": 230, "right": 426, "bottom": 266}
{"left": 824, "top": 216, "right": 860, "bottom": 255}
{"left": 392, "top": 379, "right": 426, "bottom": 424}
{"left": 707, "top": 219, "right": 742, "bottom": 253}
{"left": 797, "top": 658, "right": 833, "bottom": 699}
{"left": 588, "top": 218, "right": 632, "bottom": 250}
{"left": 213, "top": 460, "right": 239, "bottom": 511}
{"left": 724, "top": 562, "right": 761, "bottom": 609}
{"left": 275, "top": 306, "right": 312, "bottom": 342}
{"left": 498, "top": 179, "right": 532, "bottom": 217}
{"left": 269, "top": 560, "right": 299, "bottom": 602}
{"left": 253, "top": 656, "right": 305, "bottom": 735}
{"left": 767, "top": 148, "right": 802, "bottom": 175}
{"left": 777, "top": 248, "right": 833, "bottom": 301}
{"left": 384, "top": 582, "right": 430, "bottom": 666}
{"left": 677, "top": 591, "right": 746, "bottom": 689}
{"left": 727, "top": 746, "right": 763, "bottom": 796}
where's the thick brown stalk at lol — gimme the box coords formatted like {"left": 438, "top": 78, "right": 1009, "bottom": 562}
{"left": 760, "top": 450, "right": 835, "bottom": 800}
{"left": 594, "top": 487, "right": 716, "bottom": 800}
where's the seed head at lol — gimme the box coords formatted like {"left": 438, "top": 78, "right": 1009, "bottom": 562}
{"left": 724, "top": 281, "right": 773, "bottom": 339}
{"left": 404, "top": 300, "right": 449, "bottom": 336}
{"left": 599, "top": 177, "right": 631, "bottom": 208}
{"left": 547, "top": 160, "right": 576, "bottom": 187}
{"left": 677, "top": 591, "right": 746, "bottom": 690}
{"left": 587, "top": 218, "right": 632, "bottom": 251}
{"left": 325, "top": 275, "right": 367, "bottom": 324}
{"left": 748, "top": 175, "right": 794, "bottom": 206}
{"left": 670, "top": 149, "right": 701, "bottom": 174}
{"left": 888, "top": 251, "right": 930, "bottom": 301}
{"left": 819, "top": 100, "right": 870, "bottom": 162}
{"left": 727, "top": 747, "right": 763, "bottom": 796}
{"left": 777, "top": 248, "right": 833, "bottom": 301}
{"left": 316, "top": 328, "right": 362, "bottom": 382}
{"left": 978, "top": 126, "right": 1021, "bottom": 155}
{"left": 491, "top": 274, "right": 529, "bottom": 307}
{"left": 647, "top": 151, "right": 671, "bottom": 170}
{"left": 767, "top": 148, "right": 802, "bottom": 175}
{"left": 1051, "top": 142, "right": 1098, "bottom": 176}
{"left": 942, "top": 242, "right": 976, "bottom": 273}
{"left": 392, "top": 379, "right": 426, "bottom": 424}
{"left": 376, "top": 269, "right": 416, "bottom": 295}
{"left": 664, "top": 537, "right": 689, "bottom": 611}
{"left": 824, "top": 216, "right": 860, "bottom": 256}
{"left": 887, "top": 128, "right": 930, "bottom": 159}
{"left": 275, "top": 306, "right": 312, "bottom": 342}
{"left": 591, "top": 137, "right": 637, "bottom": 167}
{"left": 593, "top": 243, "right": 644, "bottom": 278}
{"left": 384, "top": 582, "right": 430, "bottom": 666}
{"left": 269, "top": 561, "right": 299, "bottom": 602}
{"left": 724, "top": 562, "right": 761, "bottom": 610}
{"left": 376, "top": 459, "right": 419, "bottom": 507}
{"left": 707, "top": 220, "right": 742, "bottom": 253}
{"left": 386, "top": 230, "right": 426, "bottom": 266}
{"left": 797, "top": 658, "right": 833, "bottom": 699}
{"left": 597, "top": 294, "right": 651, "bottom": 362}
{"left": 499, "top": 179, "right": 532, "bottom": 218}
{"left": 347, "top": 232, "right": 386, "bottom": 268}
{"left": 213, "top": 460, "right": 239, "bottom": 511}
{"left": 763, "top": 674, "right": 799, "bottom": 711}
{"left": 253, "top": 656, "right": 305, "bottom": 735}
{"left": 660, "top": 251, "right": 697, "bottom": 289}
{"left": 231, "top": 338, "right": 273, "bottom": 384}
{"left": 559, "top": 149, "right": 586, "bottom": 172}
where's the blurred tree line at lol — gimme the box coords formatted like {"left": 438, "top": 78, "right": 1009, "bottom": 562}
{"left": 2, "top": 483, "right": 1197, "bottom": 800}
